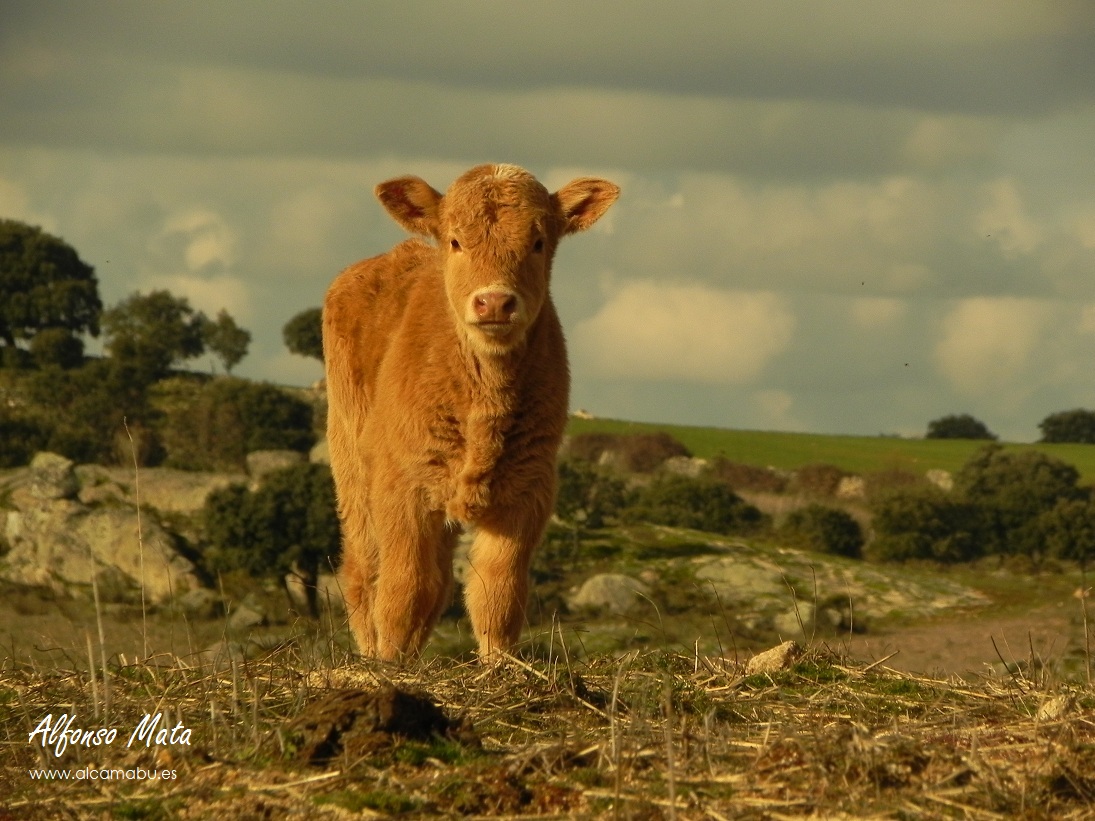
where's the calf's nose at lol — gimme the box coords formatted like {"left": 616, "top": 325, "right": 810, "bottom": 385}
{"left": 473, "top": 291, "right": 519, "bottom": 322}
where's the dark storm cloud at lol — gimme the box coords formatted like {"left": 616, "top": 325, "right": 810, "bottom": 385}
{"left": 6, "top": 1, "right": 1094, "bottom": 114}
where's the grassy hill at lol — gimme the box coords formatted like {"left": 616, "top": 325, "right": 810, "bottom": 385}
{"left": 568, "top": 416, "right": 1095, "bottom": 483}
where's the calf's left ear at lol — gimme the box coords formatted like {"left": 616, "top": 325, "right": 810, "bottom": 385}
{"left": 553, "top": 178, "right": 620, "bottom": 235}
{"left": 375, "top": 176, "right": 443, "bottom": 239}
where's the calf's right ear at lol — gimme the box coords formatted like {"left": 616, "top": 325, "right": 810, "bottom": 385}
{"left": 375, "top": 176, "right": 443, "bottom": 239}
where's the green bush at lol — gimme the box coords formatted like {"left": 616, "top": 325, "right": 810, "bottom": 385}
{"left": 162, "top": 377, "right": 316, "bottom": 471}
{"left": 0, "top": 407, "right": 49, "bottom": 467}
{"left": 870, "top": 488, "right": 984, "bottom": 563}
{"left": 203, "top": 463, "right": 339, "bottom": 616}
{"left": 955, "top": 444, "right": 1084, "bottom": 560}
{"left": 790, "top": 463, "right": 848, "bottom": 497}
{"left": 555, "top": 459, "right": 631, "bottom": 529}
{"left": 623, "top": 474, "right": 766, "bottom": 535}
{"left": 782, "top": 504, "right": 864, "bottom": 559}
{"left": 709, "top": 458, "right": 787, "bottom": 494}
{"left": 30, "top": 328, "right": 84, "bottom": 369}
{"left": 21, "top": 359, "right": 157, "bottom": 465}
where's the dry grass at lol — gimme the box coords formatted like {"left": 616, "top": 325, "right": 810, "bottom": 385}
{"left": 2, "top": 637, "right": 1094, "bottom": 819}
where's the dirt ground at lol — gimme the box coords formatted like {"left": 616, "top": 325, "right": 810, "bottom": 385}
{"left": 841, "top": 600, "right": 1088, "bottom": 678}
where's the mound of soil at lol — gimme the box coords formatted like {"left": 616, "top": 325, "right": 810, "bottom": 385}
{"left": 288, "top": 685, "right": 478, "bottom": 765}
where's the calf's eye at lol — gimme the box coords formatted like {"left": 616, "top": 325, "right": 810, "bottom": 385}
{"left": 450, "top": 239, "right": 461, "bottom": 252}
{"left": 533, "top": 238, "right": 544, "bottom": 253}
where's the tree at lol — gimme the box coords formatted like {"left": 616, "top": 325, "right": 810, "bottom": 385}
{"left": 203, "top": 463, "right": 340, "bottom": 616}
{"left": 783, "top": 504, "right": 864, "bottom": 559}
{"left": 0, "top": 219, "right": 102, "bottom": 355}
{"left": 926, "top": 413, "right": 997, "bottom": 441}
{"left": 1039, "top": 409, "right": 1095, "bottom": 444}
{"left": 102, "top": 290, "right": 206, "bottom": 384}
{"left": 954, "top": 444, "right": 1084, "bottom": 561}
{"left": 283, "top": 307, "right": 323, "bottom": 362}
{"left": 202, "top": 309, "right": 251, "bottom": 374}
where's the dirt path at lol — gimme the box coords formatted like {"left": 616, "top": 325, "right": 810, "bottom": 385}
{"left": 839, "top": 601, "right": 1087, "bottom": 678}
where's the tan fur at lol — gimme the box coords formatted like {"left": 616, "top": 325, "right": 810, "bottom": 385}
{"left": 324, "top": 164, "right": 619, "bottom": 660}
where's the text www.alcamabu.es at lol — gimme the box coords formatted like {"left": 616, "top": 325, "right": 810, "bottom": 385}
{"left": 28, "top": 766, "right": 177, "bottom": 781}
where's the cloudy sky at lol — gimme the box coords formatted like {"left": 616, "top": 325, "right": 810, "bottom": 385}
{"left": 3, "top": 1, "right": 1094, "bottom": 442}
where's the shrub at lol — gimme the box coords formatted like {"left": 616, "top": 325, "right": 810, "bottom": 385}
{"left": 565, "top": 431, "right": 691, "bottom": 473}
{"left": 783, "top": 504, "right": 864, "bottom": 559}
{"left": 862, "top": 468, "right": 925, "bottom": 499}
{"left": 203, "top": 463, "right": 339, "bottom": 616}
{"left": 555, "top": 460, "right": 631, "bottom": 529}
{"left": 162, "top": 377, "right": 316, "bottom": 471}
{"left": 955, "top": 444, "right": 1084, "bottom": 559}
{"left": 30, "top": 328, "right": 84, "bottom": 369}
{"left": 926, "top": 413, "right": 996, "bottom": 440}
{"left": 566, "top": 432, "right": 621, "bottom": 464}
{"left": 21, "top": 359, "right": 157, "bottom": 465}
{"left": 870, "top": 488, "right": 985, "bottom": 563}
{"left": 623, "top": 474, "right": 766, "bottom": 535}
{"left": 1038, "top": 498, "right": 1095, "bottom": 570}
{"left": 790, "top": 463, "right": 848, "bottom": 497}
{"left": 0, "top": 407, "right": 49, "bottom": 467}
{"left": 709, "top": 458, "right": 788, "bottom": 493}
{"left": 618, "top": 432, "right": 691, "bottom": 473}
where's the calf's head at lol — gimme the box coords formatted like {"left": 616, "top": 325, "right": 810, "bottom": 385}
{"left": 375, "top": 164, "right": 619, "bottom": 354}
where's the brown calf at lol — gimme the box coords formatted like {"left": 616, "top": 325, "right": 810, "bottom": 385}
{"left": 323, "top": 164, "right": 619, "bottom": 660}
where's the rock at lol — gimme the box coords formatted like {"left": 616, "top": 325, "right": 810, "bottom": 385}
{"left": 227, "top": 598, "right": 266, "bottom": 632}
{"left": 1036, "top": 694, "right": 1073, "bottom": 722}
{"left": 836, "top": 475, "right": 866, "bottom": 500}
{"left": 925, "top": 469, "right": 953, "bottom": 492}
{"left": 746, "top": 640, "right": 802, "bottom": 675}
{"left": 285, "top": 569, "right": 344, "bottom": 614}
{"left": 2, "top": 502, "right": 200, "bottom": 604}
{"left": 773, "top": 603, "right": 815, "bottom": 639}
{"left": 175, "top": 587, "right": 223, "bottom": 619}
{"left": 247, "top": 450, "right": 305, "bottom": 484}
{"left": 73, "top": 464, "right": 247, "bottom": 514}
{"left": 27, "top": 452, "right": 78, "bottom": 501}
{"left": 662, "top": 456, "right": 709, "bottom": 478}
{"left": 199, "top": 639, "right": 247, "bottom": 671}
{"left": 694, "top": 558, "right": 786, "bottom": 602}
{"left": 568, "top": 573, "right": 651, "bottom": 616}
{"left": 309, "top": 439, "right": 330, "bottom": 465}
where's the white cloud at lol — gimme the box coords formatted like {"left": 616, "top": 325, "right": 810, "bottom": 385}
{"left": 0, "top": 177, "right": 56, "bottom": 231}
{"left": 976, "top": 179, "right": 1042, "bottom": 255}
{"left": 934, "top": 297, "right": 1047, "bottom": 395}
{"left": 573, "top": 281, "right": 795, "bottom": 384}
{"left": 752, "top": 389, "right": 801, "bottom": 431}
{"left": 157, "top": 209, "right": 237, "bottom": 272}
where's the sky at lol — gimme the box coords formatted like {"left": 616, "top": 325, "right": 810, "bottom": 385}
{"left": 2, "top": 1, "right": 1095, "bottom": 443}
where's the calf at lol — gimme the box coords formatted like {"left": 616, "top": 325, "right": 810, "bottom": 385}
{"left": 323, "top": 164, "right": 619, "bottom": 660}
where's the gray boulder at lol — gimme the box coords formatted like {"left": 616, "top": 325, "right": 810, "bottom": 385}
{"left": 2, "top": 496, "right": 200, "bottom": 605}
{"left": 568, "top": 573, "right": 651, "bottom": 616}
{"left": 27, "top": 452, "right": 78, "bottom": 501}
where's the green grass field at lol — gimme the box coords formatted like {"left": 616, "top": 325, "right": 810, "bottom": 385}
{"left": 567, "top": 416, "right": 1095, "bottom": 482}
